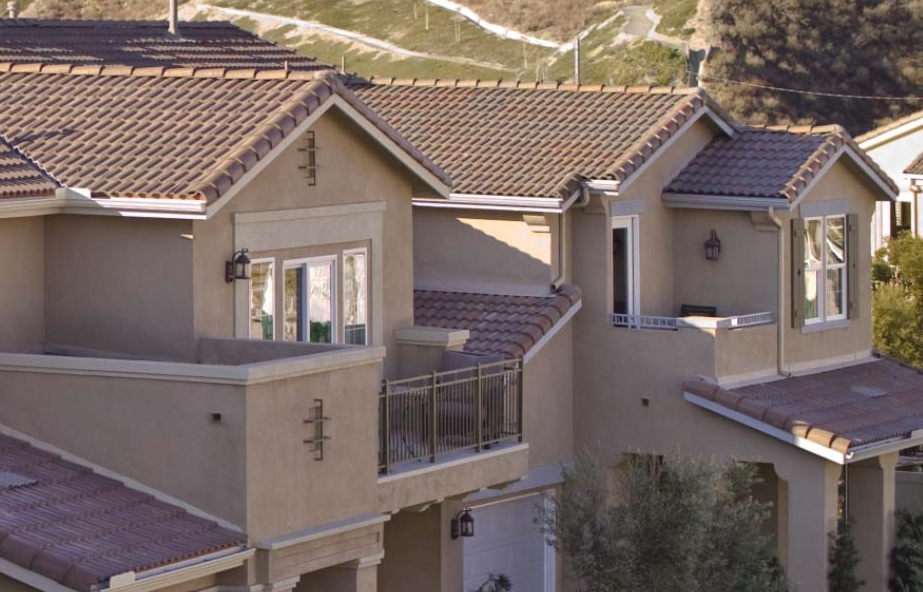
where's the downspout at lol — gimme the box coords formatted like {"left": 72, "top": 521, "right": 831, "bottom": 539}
{"left": 551, "top": 186, "right": 591, "bottom": 291}
{"left": 768, "top": 206, "right": 789, "bottom": 377}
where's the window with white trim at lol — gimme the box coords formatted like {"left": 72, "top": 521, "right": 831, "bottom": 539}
{"left": 612, "top": 216, "right": 639, "bottom": 317}
{"left": 804, "top": 215, "right": 846, "bottom": 323}
{"left": 284, "top": 257, "right": 336, "bottom": 343}
{"left": 793, "top": 213, "right": 858, "bottom": 329}
{"left": 248, "top": 259, "right": 275, "bottom": 340}
{"left": 343, "top": 248, "right": 368, "bottom": 345}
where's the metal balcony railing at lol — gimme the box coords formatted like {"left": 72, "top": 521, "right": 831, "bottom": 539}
{"left": 379, "top": 359, "right": 523, "bottom": 474}
{"left": 611, "top": 312, "right": 775, "bottom": 331}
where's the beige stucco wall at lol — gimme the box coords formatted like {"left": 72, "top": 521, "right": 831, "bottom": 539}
{"left": 414, "top": 208, "right": 553, "bottom": 294}
{"left": 194, "top": 109, "right": 417, "bottom": 378}
{"left": 245, "top": 360, "right": 381, "bottom": 540}
{"left": 44, "top": 215, "right": 195, "bottom": 360}
{"left": 673, "top": 209, "right": 778, "bottom": 316}
{"left": 523, "top": 321, "right": 574, "bottom": 468}
{"left": 0, "top": 216, "right": 44, "bottom": 353}
{"left": 781, "top": 161, "right": 877, "bottom": 370}
{"left": 610, "top": 118, "right": 718, "bottom": 316}
{"left": 0, "top": 368, "right": 248, "bottom": 525}
{"left": 380, "top": 507, "right": 442, "bottom": 592}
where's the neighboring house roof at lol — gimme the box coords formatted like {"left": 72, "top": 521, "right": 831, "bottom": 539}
{"left": 684, "top": 357, "right": 923, "bottom": 463}
{"left": 0, "top": 432, "right": 245, "bottom": 592}
{"left": 0, "top": 19, "right": 331, "bottom": 71}
{"left": 414, "top": 285, "right": 582, "bottom": 359}
{"left": 0, "top": 136, "right": 59, "bottom": 198}
{"left": 665, "top": 125, "right": 898, "bottom": 203}
{"left": 0, "top": 65, "right": 448, "bottom": 205}
{"left": 856, "top": 108, "right": 923, "bottom": 146}
{"left": 905, "top": 151, "right": 923, "bottom": 176}
{"left": 354, "top": 79, "right": 735, "bottom": 204}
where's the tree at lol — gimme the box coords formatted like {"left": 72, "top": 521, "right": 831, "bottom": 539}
{"left": 829, "top": 521, "right": 864, "bottom": 592}
{"left": 873, "top": 234, "right": 923, "bottom": 366}
{"left": 890, "top": 509, "right": 923, "bottom": 592}
{"left": 537, "top": 450, "right": 789, "bottom": 592}
{"left": 704, "top": 0, "right": 923, "bottom": 135}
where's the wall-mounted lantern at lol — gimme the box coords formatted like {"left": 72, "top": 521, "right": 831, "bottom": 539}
{"left": 451, "top": 508, "right": 475, "bottom": 539}
{"left": 704, "top": 229, "right": 721, "bottom": 261}
{"left": 225, "top": 249, "right": 251, "bottom": 283}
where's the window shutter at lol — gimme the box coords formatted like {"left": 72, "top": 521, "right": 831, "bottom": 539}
{"left": 847, "top": 213, "right": 859, "bottom": 319}
{"left": 791, "top": 218, "right": 805, "bottom": 328}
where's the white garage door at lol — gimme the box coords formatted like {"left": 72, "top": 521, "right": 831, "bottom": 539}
{"left": 463, "top": 494, "right": 555, "bottom": 592}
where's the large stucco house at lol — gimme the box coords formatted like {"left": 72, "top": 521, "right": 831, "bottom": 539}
{"left": 0, "top": 18, "right": 918, "bottom": 592}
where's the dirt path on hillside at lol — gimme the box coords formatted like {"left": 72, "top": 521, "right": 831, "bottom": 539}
{"left": 181, "top": 3, "right": 515, "bottom": 71}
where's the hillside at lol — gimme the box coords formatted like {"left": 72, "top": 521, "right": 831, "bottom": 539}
{"left": 19, "top": 0, "right": 923, "bottom": 134}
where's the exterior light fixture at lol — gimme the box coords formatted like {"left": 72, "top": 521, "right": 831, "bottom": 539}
{"left": 704, "top": 229, "right": 721, "bottom": 261}
{"left": 450, "top": 508, "right": 475, "bottom": 539}
{"left": 225, "top": 249, "right": 251, "bottom": 283}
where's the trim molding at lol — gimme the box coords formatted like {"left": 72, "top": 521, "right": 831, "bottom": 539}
{"left": 256, "top": 513, "right": 390, "bottom": 551}
{"left": 663, "top": 193, "right": 792, "bottom": 211}
{"left": 103, "top": 549, "right": 254, "bottom": 592}
{"left": 0, "top": 346, "right": 385, "bottom": 386}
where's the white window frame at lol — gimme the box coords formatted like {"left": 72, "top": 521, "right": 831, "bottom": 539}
{"left": 611, "top": 216, "right": 640, "bottom": 317}
{"left": 804, "top": 214, "right": 847, "bottom": 325}
{"left": 248, "top": 258, "right": 275, "bottom": 340}
{"left": 283, "top": 255, "right": 337, "bottom": 343}
{"left": 342, "top": 247, "right": 368, "bottom": 346}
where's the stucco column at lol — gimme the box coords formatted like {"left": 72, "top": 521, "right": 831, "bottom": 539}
{"left": 775, "top": 455, "right": 840, "bottom": 591}
{"left": 848, "top": 452, "right": 897, "bottom": 592}
{"left": 301, "top": 554, "right": 382, "bottom": 592}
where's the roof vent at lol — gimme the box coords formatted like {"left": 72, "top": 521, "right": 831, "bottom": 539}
{"left": 0, "top": 471, "right": 37, "bottom": 489}
{"left": 851, "top": 385, "right": 887, "bottom": 398}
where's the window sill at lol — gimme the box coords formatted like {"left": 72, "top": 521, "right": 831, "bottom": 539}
{"left": 800, "top": 318, "right": 851, "bottom": 334}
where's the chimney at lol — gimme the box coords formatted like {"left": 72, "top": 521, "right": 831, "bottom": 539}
{"left": 7, "top": 1, "right": 18, "bottom": 18}
{"left": 167, "top": 0, "right": 179, "bottom": 36}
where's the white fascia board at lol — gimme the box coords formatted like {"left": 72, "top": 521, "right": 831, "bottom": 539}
{"left": 413, "top": 196, "right": 564, "bottom": 214}
{"left": 584, "top": 179, "right": 620, "bottom": 194}
{"left": 448, "top": 193, "right": 563, "bottom": 210}
{"left": 684, "top": 391, "right": 847, "bottom": 464}
{"left": 101, "top": 548, "right": 253, "bottom": 592}
{"left": 0, "top": 195, "right": 65, "bottom": 218}
{"left": 0, "top": 555, "right": 77, "bottom": 592}
{"left": 664, "top": 193, "right": 792, "bottom": 211}
{"left": 523, "top": 299, "right": 581, "bottom": 364}
{"left": 858, "top": 115, "right": 923, "bottom": 150}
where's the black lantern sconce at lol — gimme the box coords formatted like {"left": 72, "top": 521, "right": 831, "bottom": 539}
{"left": 704, "top": 229, "right": 721, "bottom": 261}
{"left": 451, "top": 508, "right": 475, "bottom": 539}
{"left": 225, "top": 249, "right": 252, "bottom": 283}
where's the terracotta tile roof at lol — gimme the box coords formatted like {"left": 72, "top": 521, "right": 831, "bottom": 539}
{"left": 0, "top": 19, "right": 331, "bottom": 71}
{"left": 414, "top": 285, "right": 581, "bottom": 358}
{"left": 665, "top": 124, "right": 899, "bottom": 201}
{"left": 0, "top": 432, "right": 245, "bottom": 591}
{"left": 684, "top": 357, "right": 923, "bottom": 455}
{"left": 905, "top": 151, "right": 923, "bottom": 176}
{"left": 354, "top": 79, "right": 731, "bottom": 201}
{"left": 0, "top": 67, "right": 447, "bottom": 201}
{"left": 0, "top": 136, "right": 59, "bottom": 198}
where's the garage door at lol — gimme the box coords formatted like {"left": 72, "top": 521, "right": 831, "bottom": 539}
{"left": 463, "top": 494, "right": 555, "bottom": 592}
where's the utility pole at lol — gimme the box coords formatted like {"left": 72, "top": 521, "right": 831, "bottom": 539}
{"left": 574, "top": 35, "right": 580, "bottom": 85}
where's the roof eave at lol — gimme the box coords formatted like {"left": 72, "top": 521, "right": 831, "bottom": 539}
{"left": 663, "top": 193, "right": 792, "bottom": 211}
{"left": 414, "top": 193, "right": 565, "bottom": 213}
{"left": 857, "top": 111, "right": 923, "bottom": 149}
{"left": 684, "top": 390, "right": 848, "bottom": 464}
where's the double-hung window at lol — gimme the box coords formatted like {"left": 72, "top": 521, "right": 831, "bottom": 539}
{"left": 793, "top": 214, "right": 858, "bottom": 328}
{"left": 249, "top": 259, "right": 275, "bottom": 340}
{"left": 343, "top": 248, "right": 368, "bottom": 345}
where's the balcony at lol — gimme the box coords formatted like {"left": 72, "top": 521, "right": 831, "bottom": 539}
{"left": 607, "top": 311, "right": 778, "bottom": 384}
{"left": 379, "top": 359, "right": 523, "bottom": 475}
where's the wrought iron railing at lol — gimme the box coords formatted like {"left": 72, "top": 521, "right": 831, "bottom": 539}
{"left": 379, "top": 359, "right": 523, "bottom": 474}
